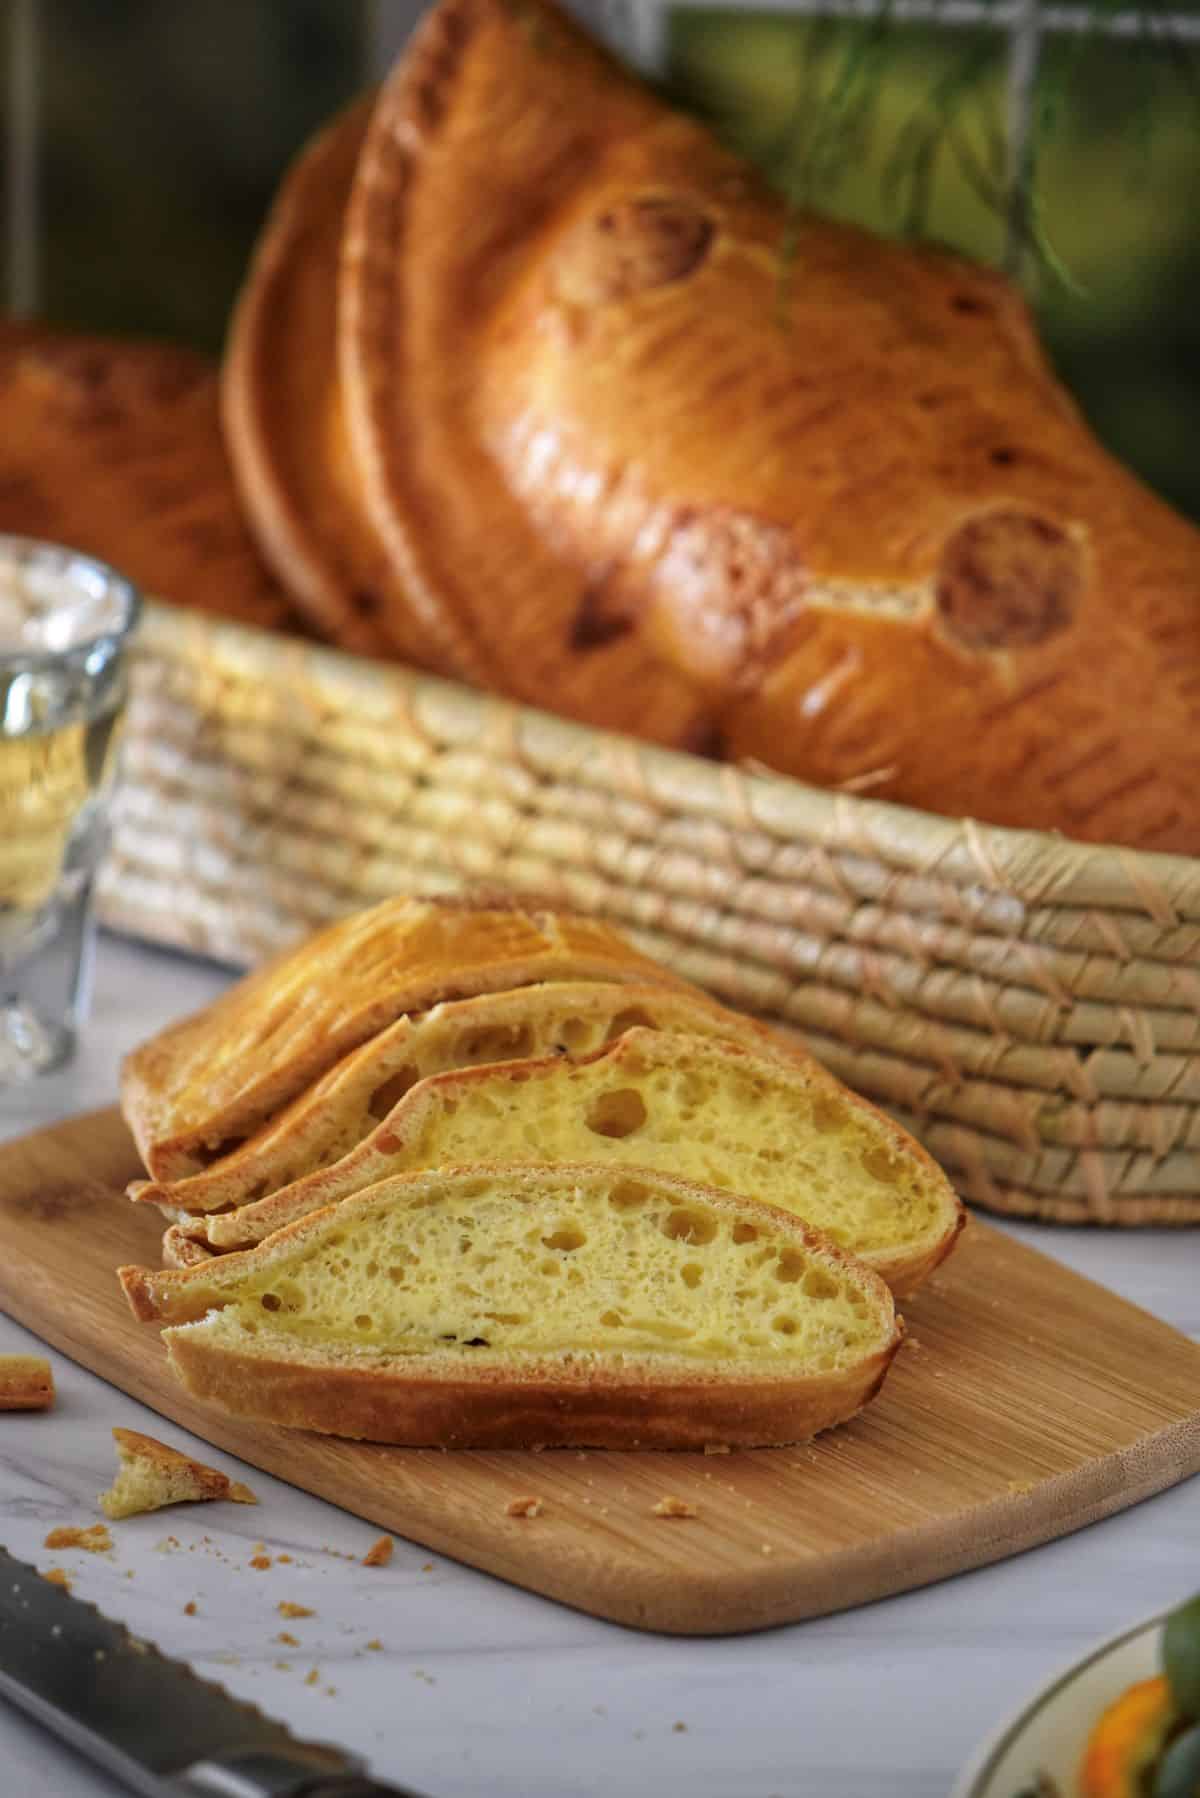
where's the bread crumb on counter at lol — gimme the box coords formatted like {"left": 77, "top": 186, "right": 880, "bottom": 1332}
{"left": 99, "top": 1429, "right": 258, "bottom": 1520}
{"left": 652, "top": 1497, "right": 697, "bottom": 1519}
{"left": 673, "top": 1722, "right": 688, "bottom": 1733}
{"left": 277, "top": 1631, "right": 300, "bottom": 1646}
{"left": 42, "top": 1568, "right": 71, "bottom": 1589}
{"left": 278, "top": 1601, "right": 314, "bottom": 1619}
{"left": 304, "top": 1669, "right": 320, "bottom": 1687}
{"left": 505, "top": 1496, "right": 544, "bottom": 1519}
{"left": 0, "top": 1355, "right": 55, "bottom": 1412}
{"left": 183, "top": 1601, "right": 197, "bottom": 1616}
{"left": 366, "top": 1639, "right": 383, "bottom": 1651}
{"left": 249, "top": 1555, "right": 272, "bottom": 1570}
{"left": 362, "top": 1534, "right": 394, "bottom": 1567}
{"left": 43, "top": 1524, "right": 112, "bottom": 1554}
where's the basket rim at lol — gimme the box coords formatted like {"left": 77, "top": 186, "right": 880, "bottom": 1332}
{"left": 137, "top": 600, "right": 1200, "bottom": 922}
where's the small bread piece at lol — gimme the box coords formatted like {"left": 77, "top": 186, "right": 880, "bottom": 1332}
{"left": 202, "top": 1028, "right": 962, "bottom": 1295}
{"left": 118, "top": 1164, "right": 901, "bottom": 1450}
{"left": 121, "top": 895, "right": 690, "bottom": 1182}
{"left": 0, "top": 1355, "right": 55, "bottom": 1411}
{"left": 132, "top": 979, "right": 789, "bottom": 1219}
{"left": 98, "top": 1428, "right": 258, "bottom": 1520}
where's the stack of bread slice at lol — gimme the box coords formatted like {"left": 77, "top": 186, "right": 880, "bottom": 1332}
{"left": 119, "top": 894, "right": 963, "bottom": 1449}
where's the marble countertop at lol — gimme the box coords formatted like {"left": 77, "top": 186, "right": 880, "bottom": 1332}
{"left": 1, "top": 931, "right": 1197, "bottom": 1798}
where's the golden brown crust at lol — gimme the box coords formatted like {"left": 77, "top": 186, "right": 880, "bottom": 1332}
{"left": 191, "top": 1026, "right": 963, "bottom": 1295}
{"left": 337, "top": 0, "right": 1200, "bottom": 852}
{"left": 163, "top": 1326, "right": 897, "bottom": 1450}
{"left": 222, "top": 96, "right": 449, "bottom": 668}
{"left": 0, "top": 1354, "right": 55, "bottom": 1412}
{"left": 132, "top": 978, "right": 792, "bottom": 1221}
{"left": 120, "top": 894, "right": 686, "bottom": 1181}
{"left": 0, "top": 319, "right": 301, "bottom": 634}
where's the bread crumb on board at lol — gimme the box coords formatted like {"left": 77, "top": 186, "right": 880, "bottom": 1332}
{"left": 362, "top": 1534, "right": 394, "bottom": 1567}
{"left": 703, "top": 1443, "right": 731, "bottom": 1456}
{"left": 43, "top": 1524, "right": 112, "bottom": 1554}
{"left": 505, "top": 1496, "right": 544, "bottom": 1519}
{"left": 99, "top": 1429, "right": 258, "bottom": 1520}
{"left": 278, "top": 1601, "right": 314, "bottom": 1619}
{"left": 0, "top": 1355, "right": 55, "bottom": 1412}
{"left": 652, "top": 1497, "right": 698, "bottom": 1519}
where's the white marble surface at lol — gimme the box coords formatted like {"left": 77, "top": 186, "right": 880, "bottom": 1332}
{"left": 0, "top": 930, "right": 1197, "bottom": 1798}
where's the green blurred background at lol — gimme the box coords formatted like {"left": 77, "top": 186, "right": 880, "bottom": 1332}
{"left": 6, "top": 0, "right": 1200, "bottom": 519}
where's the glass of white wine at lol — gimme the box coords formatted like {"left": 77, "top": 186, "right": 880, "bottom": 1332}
{"left": 0, "top": 536, "right": 140, "bottom": 1079}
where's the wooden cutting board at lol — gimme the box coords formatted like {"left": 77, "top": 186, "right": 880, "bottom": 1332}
{"left": 2, "top": 1109, "right": 1199, "bottom": 1636}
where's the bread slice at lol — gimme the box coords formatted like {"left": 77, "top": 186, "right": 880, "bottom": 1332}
{"left": 0, "top": 1354, "right": 55, "bottom": 1411}
{"left": 98, "top": 1427, "right": 257, "bottom": 1519}
{"left": 120, "top": 1165, "right": 901, "bottom": 1449}
{"left": 200, "top": 1028, "right": 962, "bottom": 1294}
{"left": 121, "top": 894, "right": 689, "bottom": 1181}
{"left": 131, "top": 979, "right": 789, "bottom": 1219}
{"left": 222, "top": 96, "right": 456, "bottom": 669}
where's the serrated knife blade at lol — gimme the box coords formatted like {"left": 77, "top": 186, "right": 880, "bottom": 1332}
{"left": 0, "top": 1543, "right": 425, "bottom": 1797}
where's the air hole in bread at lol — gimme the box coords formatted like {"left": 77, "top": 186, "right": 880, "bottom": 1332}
{"left": 608, "top": 1179, "right": 650, "bottom": 1211}
{"left": 558, "top": 1016, "right": 592, "bottom": 1050}
{"left": 803, "top": 1269, "right": 839, "bottom": 1300}
{"left": 809, "top": 1094, "right": 843, "bottom": 1134}
{"left": 773, "top": 1316, "right": 797, "bottom": 1335}
{"left": 260, "top": 1292, "right": 281, "bottom": 1312}
{"left": 661, "top": 1207, "right": 718, "bottom": 1246}
{"left": 680, "top": 1262, "right": 703, "bottom": 1289}
{"left": 862, "top": 1146, "right": 901, "bottom": 1185}
{"left": 584, "top": 1087, "right": 647, "bottom": 1138}
{"left": 368, "top": 1065, "right": 420, "bottom": 1120}
{"left": 774, "top": 1250, "right": 805, "bottom": 1284}
{"left": 731, "top": 1222, "right": 759, "bottom": 1244}
{"left": 600, "top": 1309, "right": 624, "bottom": 1328}
{"left": 604, "top": 1007, "right": 657, "bottom": 1042}
{"left": 355, "top": 1313, "right": 373, "bottom": 1331}
{"left": 542, "top": 1226, "right": 587, "bottom": 1253}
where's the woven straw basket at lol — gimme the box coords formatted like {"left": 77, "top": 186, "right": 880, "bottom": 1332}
{"left": 100, "top": 603, "right": 1200, "bottom": 1228}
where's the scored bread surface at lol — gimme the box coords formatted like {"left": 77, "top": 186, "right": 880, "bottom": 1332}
{"left": 121, "top": 895, "right": 689, "bottom": 1182}
{"left": 133, "top": 980, "right": 791, "bottom": 1219}
{"left": 120, "top": 1164, "right": 901, "bottom": 1449}
{"left": 200, "top": 1027, "right": 963, "bottom": 1295}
